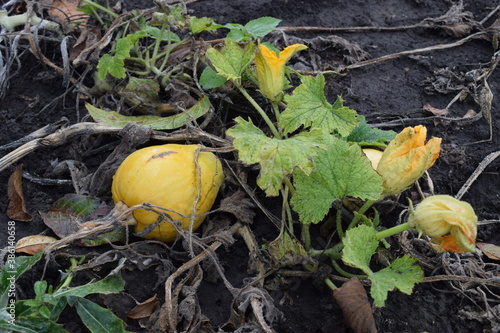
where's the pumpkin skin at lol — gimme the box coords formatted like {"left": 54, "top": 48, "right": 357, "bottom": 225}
{"left": 111, "top": 144, "right": 224, "bottom": 242}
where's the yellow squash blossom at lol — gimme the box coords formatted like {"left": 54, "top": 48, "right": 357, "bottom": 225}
{"left": 255, "top": 43, "right": 307, "bottom": 102}
{"left": 376, "top": 125, "right": 441, "bottom": 195}
{"left": 408, "top": 195, "right": 477, "bottom": 253}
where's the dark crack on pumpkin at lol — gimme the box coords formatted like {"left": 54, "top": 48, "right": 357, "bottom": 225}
{"left": 148, "top": 151, "right": 177, "bottom": 162}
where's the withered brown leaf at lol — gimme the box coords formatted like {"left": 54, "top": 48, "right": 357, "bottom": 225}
{"left": 126, "top": 294, "right": 161, "bottom": 319}
{"left": 16, "top": 235, "right": 58, "bottom": 255}
{"left": 7, "top": 164, "right": 33, "bottom": 222}
{"left": 333, "top": 277, "right": 378, "bottom": 333}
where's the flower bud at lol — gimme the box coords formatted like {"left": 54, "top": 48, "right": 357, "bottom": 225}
{"left": 377, "top": 126, "right": 441, "bottom": 195}
{"left": 255, "top": 43, "right": 307, "bottom": 102}
{"left": 408, "top": 195, "right": 477, "bottom": 253}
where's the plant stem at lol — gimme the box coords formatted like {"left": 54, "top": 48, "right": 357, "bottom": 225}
{"left": 347, "top": 199, "right": 375, "bottom": 230}
{"left": 324, "top": 277, "right": 337, "bottom": 291}
{"left": 335, "top": 202, "right": 344, "bottom": 240}
{"left": 302, "top": 223, "right": 311, "bottom": 250}
{"left": 375, "top": 222, "right": 413, "bottom": 240}
{"left": 151, "top": 24, "right": 166, "bottom": 69}
{"left": 81, "top": 0, "right": 119, "bottom": 19}
{"left": 272, "top": 102, "right": 281, "bottom": 124}
{"left": 237, "top": 85, "right": 282, "bottom": 139}
{"left": 309, "top": 242, "right": 343, "bottom": 260}
{"left": 303, "top": 264, "right": 337, "bottom": 291}
{"left": 284, "top": 178, "right": 295, "bottom": 196}
{"left": 331, "top": 258, "right": 366, "bottom": 279}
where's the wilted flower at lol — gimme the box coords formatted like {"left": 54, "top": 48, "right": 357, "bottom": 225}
{"left": 376, "top": 126, "right": 441, "bottom": 195}
{"left": 408, "top": 195, "right": 477, "bottom": 253}
{"left": 255, "top": 43, "right": 307, "bottom": 102}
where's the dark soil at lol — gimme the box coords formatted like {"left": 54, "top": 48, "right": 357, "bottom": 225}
{"left": 1, "top": 0, "right": 500, "bottom": 332}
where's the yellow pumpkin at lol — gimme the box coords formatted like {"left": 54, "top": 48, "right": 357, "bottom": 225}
{"left": 111, "top": 144, "right": 224, "bottom": 242}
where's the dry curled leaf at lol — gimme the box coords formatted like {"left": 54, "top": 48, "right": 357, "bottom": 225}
{"left": 477, "top": 242, "right": 500, "bottom": 261}
{"left": 419, "top": 3, "right": 478, "bottom": 37}
{"left": 218, "top": 190, "right": 256, "bottom": 224}
{"left": 47, "top": 0, "right": 89, "bottom": 29}
{"left": 7, "top": 164, "right": 33, "bottom": 222}
{"left": 423, "top": 103, "right": 449, "bottom": 117}
{"left": 463, "top": 109, "right": 477, "bottom": 118}
{"left": 16, "top": 235, "right": 58, "bottom": 255}
{"left": 126, "top": 294, "right": 161, "bottom": 319}
{"left": 333, "top": 277, "right": 378, "bottom": 333}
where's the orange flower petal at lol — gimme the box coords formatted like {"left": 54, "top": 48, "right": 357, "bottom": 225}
{"left": 377, "top": 126, "right": 441, "bottom": 195}
{"left": 255, "top": 43, "right": 307, "bottom": 102}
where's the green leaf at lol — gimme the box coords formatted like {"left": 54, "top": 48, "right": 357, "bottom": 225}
{"left": 34, "top": 281, "right": 48, "bottom": 298}
{"left": 97, "top": 35, "right": 140, "bottom": 80}
{"left": 87, "top": 95, "right": 211, "bottom": 130}
{"left": 0, "top": 252, "right": 43, "bottom": 308}
{"left": 244, "top": 17, "right": 281, "bottom": 39}
{"left": 291, "top": 135, "right": 383, "bottom": 223}
{"left": 223, "top": 23, "right": 246, "bottom": 41}
{"left": 141, "top": 27, "right": 180, "bottom": 42}
{"left": 121, "top": 77, "right": 160, "bottom": 108}
{"left": 73, "top": 297, "right": 131, "bottom": 333}
{"left": 190, "top": 16, "right": 223, "bottom": 34}
{"left": 340, "top": 226, "right": 424, "bottom": 307}
{"left": 280, "top": 75, "right": 358, "bottom": 137}
{"left": 205, "top": 39, "right": 256, "bottom": 81}
{"left": 0, "top": 319, "right": 68, "bottom": 333}
{"left": 347, "top": 115, "right": 397, "bottom": 147}
{"left": 97, "top": 54, "right": 125, "bottom": 80}
{"left": 199, "top": 66, "right": 227, "bottom": 89}
{"left": 114, "top": 35, "right": 138, "bottom": 58}
{"left": 39, "top": 306, "right": 51, "bottom": 319}
{"left": 226, "top": 28, "right": 248, "bottom": 42}
{"left": 227, "top": 117, "right": 325, "bottom": 196}
{"left": 369, "top": 256, "right": 424, "bottom": 307}
{"left": 52, "top": 273, "right": 125, "bottom": 299}
{"left": 341, "top": 225, "right": 378, "bottom": 274}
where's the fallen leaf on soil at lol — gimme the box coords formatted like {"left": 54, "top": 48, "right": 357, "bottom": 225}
{"left": 423, "top": 103, "right": 449, "bottom": 117}
{"left": 47, "top": 0, "right": 89, "bottom": 29}
{"left": 126, "top": 294, "right": 161, "bottom": 319}
{"left": 7, "top": 164, "right": 33, "bottom": 222}
{"left": 477, "top": 242, "right": 500, "bottom": 261}
{"left": 463, "top": 109, "right": 477, "bottom": 118}
{"left": 333, "top": 277, "right": 378, "bottom": 333}
{"left": 419, "top": 3, "right": 478, "bottom": 37}
{"left": 40, "top": 194, "right": 107, "bottom": 238}
{"left": 16, "top": 235, "right": 58, "bottom": 255}
{"left": 39, "top": 193, "right": 123, "bottom": 246}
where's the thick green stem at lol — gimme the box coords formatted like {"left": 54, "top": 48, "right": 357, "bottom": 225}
{"left": 237, "top": 85, "right": 282, "bottom": 139}
{"left": 309, "top": 242, "right": 343, "bottom": 260}
{"left": 151, "top": 24, "right": 166, "bottom": 69}
{"left": 324, "top": 278, "right": 337, "bottom": 291}
{"left": 347, "top": 199, "right": 375, "bottom": 230}
{"left": 335, "top": 202, "right": 344, "bottom": 240}
{"left": 284, "top": 178, "right": 295, "bottom": 196}
{"left": 271, "top": 102, "right": 281, "bottom": 124}
{"left": 375, "top": 222, "right": 413, "bottom": 240}
{"left": 302, "top": 223, "right": 311, "bottom": 251}
{"left": 331, "top": 258, "right": 366, "bottom": 279}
